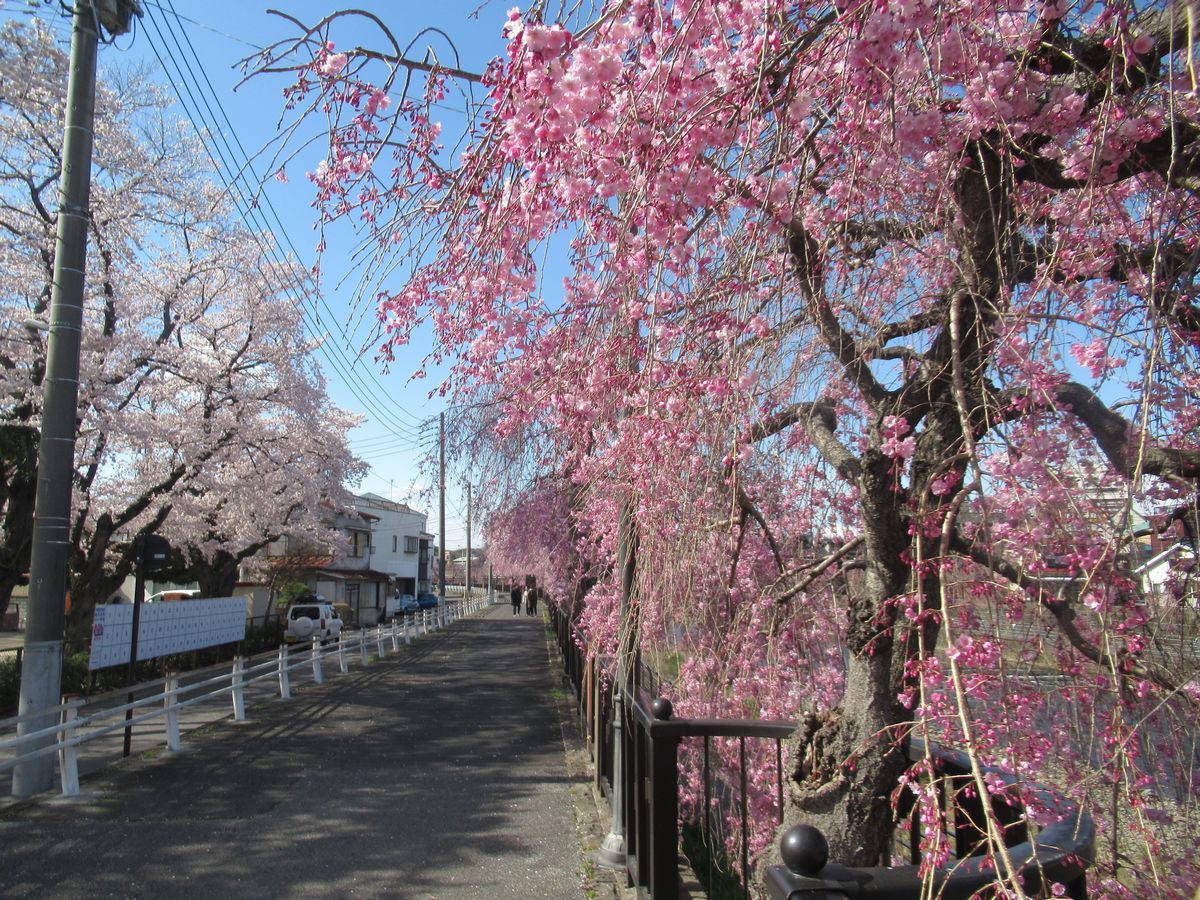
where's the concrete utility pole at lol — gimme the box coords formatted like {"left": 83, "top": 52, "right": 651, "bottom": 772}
{"left": 465, "top": 483, "right": 472, "bottom": 602}
{"left": 14, "top": 0, "right": 140, "bottom": 798}
{"left": 438, "top": 412, "right": 446, "bottom": 609}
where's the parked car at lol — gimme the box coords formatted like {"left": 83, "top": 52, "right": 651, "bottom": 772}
{"left": 387, "top": 593, "right": 419, "bottom": 619}
{"left": 285, "top": 597, "right": 343, "bottom": 644}
{"left": 147, "top": 588, "right": 200, "bottom": 602}
{"left": 416, "top": 592, "right": 439, "bottom": 610}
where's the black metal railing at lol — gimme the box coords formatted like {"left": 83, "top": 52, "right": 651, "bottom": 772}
{"left": 551, "top": 604, "right": 791, "bottom": 895}
{"left": 550, "top": 603, "right": 1094, "bottom": 898}
{"left": 764, "top": 736, "right": 1093, "bottom": 899}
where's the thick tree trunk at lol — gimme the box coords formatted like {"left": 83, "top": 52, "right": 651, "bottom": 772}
{"left": 769, "top": 452, "right": 912, "bottom": 867}
{"left": 194, "top": 549, "right": 240, "bottom": 598}
{"left": 0, "top": 423, "right": 38, "bottom": 624}
{"left": 776, "top": 649, "right": 909, "bottom": 866}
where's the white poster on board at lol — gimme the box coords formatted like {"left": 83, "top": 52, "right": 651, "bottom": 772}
{"left": 89, "top": 598, "right": 247, "bottom": 670}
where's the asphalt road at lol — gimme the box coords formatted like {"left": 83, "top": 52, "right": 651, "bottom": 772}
{"left": 0, "top": 605, "right": 590, "bottom": 899}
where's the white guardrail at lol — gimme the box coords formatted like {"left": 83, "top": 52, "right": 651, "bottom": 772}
{"left": 0, "top": 597, "right": 487, "bottom": 797}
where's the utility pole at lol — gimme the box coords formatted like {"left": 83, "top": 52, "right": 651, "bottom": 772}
{"left": 465, "top": 483, "right": 472, "bottom": 603}
{"left": 13, "top": 0, "right": 141, "bottom": 798}
{"left": 438, "top": 412, "right": 446, "bottom": 614}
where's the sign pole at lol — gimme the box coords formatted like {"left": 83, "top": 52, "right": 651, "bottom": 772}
{"left": 122, "top": 534, "right": 147, "bottom": 757}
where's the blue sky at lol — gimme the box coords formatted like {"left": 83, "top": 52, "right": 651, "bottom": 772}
{"left": 3, "top": 0, "right": 514, "bottom": 550}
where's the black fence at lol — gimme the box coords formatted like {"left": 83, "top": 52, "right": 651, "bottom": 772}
{"left": 549, "top": 604, "right": 1094, "bottom": 899}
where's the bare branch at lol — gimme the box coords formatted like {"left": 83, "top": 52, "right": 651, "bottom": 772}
{"left": 947, "top": 530, "right": 1191, "bottom": 702}
{"left": 745, "top": 399, "right": 862, "bottom": 482}
{"left": 773, "top": 535, "right": 864, "bottom": 604}
{"left": 784, "top": 219, "right": 888, "bottom": 407}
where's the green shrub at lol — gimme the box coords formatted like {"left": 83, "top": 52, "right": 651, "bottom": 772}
{"left": 0, "top": 656, "right": 19, "bottom": 716}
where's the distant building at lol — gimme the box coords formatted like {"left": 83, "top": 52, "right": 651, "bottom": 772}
{"left": 241, "top": 493, "right": 433, "bottom": 626}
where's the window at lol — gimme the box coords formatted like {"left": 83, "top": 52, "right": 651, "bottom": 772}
{"left": 392, "top": 535, "right": 398, "bottom": 553}
{"left": 351, "top": 531, "right": 370, "bottom": 558}
{"left": 404, "top": 536, "right": 419, "bottom": 554}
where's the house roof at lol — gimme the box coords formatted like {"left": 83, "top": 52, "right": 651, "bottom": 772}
{"left": 355, "top": 492, "right": 422, "bottom": 515}
{"left": 318, "top": 566, "right": 394, "bottom": 580}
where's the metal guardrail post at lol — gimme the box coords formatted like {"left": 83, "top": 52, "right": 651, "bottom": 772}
{"left": 375, "top": 624, "right": 386, "bottom": 658}
{"left": 337, "top": 632, "right": 349, "bottom": 674}
{"left": 390, "top": 621, "right": 400, "bottom": 653}
{"left": 404, "top": 615, "right": 411, "bottom": 645}
{"left": 360, "top": 631, "right": 370, "bottom": 666}
{"left": 277, "top": 646, "right": 292, "bottom": 699}
{"left": 57, "top": 697, "right": 83, "bottom": 797}
{"left": 163, "top": 674, "right": 182, "bottom": 752}
{"left": 310, "top": 637, "right": 324, "bottom": 684}
{"left": 231, "top": 657, "right": 246, "bottom": 721}
{"left": 646, "top": 698, "right": 682, "bottom": 899}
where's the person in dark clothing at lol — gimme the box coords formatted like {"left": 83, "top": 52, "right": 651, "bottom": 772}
{"left": 510, "top": 584, "right": 521, "bottom": 616}
{"left": 529, "top": 587, "right": 539, "bottom": 617}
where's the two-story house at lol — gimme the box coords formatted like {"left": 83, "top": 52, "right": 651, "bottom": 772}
{"left": 351, "top": 493, "right": 435, "bottom": 600}
{"left": 228, "top": 494, "right": 437, "bottom": 626}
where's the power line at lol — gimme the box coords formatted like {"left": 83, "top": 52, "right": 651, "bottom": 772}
{"left": 145, "top": 1, "right": 431, "bottom": 443}
{"left": 350, "top": 436, "right": 436, "bottom": 454}
{"left": 138, "top": 2, "right": 436, "bottom": 446}
{"left": 132, "top": 3, "right": 472, "bottom": 540}
{"left": 139, "top": 0, "right": 264, "bottom": 51}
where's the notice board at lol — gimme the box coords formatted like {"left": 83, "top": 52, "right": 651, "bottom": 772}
{"left": 89, "top": 598, "right": 247, "bottom": 670}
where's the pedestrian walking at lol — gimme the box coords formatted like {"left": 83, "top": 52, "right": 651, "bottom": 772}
{"left": 510, "top": 584, "right": 521, "bottom": 616}
{"left": 530, "top": 587, "right": 539, "bottom": 617}
{"left": 524, "top": 585, "right": 534, "bottom": 616}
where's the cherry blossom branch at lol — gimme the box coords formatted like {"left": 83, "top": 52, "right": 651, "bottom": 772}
{"left": 1015, "top": 121, "right": 1200, "bottom": 192}
{"left": 946, "top": 530, "right": 1191, "bottom": 701}
{"left": 1038, "top": 1, "right": 1200, "bottom": 86}
{"left": 735, "top": 482, "right": 785, "bottom": 575}
{"left": 251, "top": 9, "right": 483, "bottom": 83}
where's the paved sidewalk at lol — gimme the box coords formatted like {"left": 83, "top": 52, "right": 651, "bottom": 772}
{"left": 0, "top": 604, "right": 595, "bottom": 899}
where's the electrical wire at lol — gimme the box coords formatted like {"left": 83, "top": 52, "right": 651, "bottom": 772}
{"left": 10, "top": 1, "right": 466, "bottom": 530}
{"left": 147, "top": 2, "right": 431, "bottom": 445}
{"left": 139, "top": 2, "right": 437, "bottom": 449}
